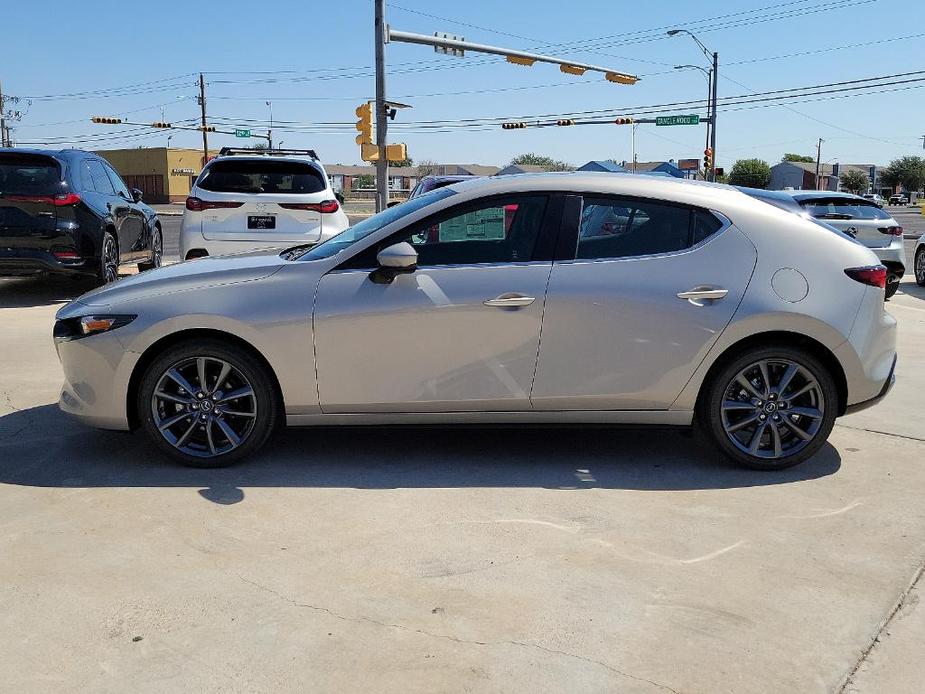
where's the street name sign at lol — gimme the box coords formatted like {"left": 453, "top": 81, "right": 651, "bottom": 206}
{"left": 655, "top": 115, "right": 700, "bottom": 126}
{"left": 234, "top": 129, "right": 251, "bottom": 138}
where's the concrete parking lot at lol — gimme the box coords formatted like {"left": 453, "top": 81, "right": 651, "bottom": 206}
{"left": 0, "top": 247, "right": 923, "bottom": 692}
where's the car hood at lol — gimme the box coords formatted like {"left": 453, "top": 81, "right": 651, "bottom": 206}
{"left": 62, "top": 252, "right": 287, "bottom": 312}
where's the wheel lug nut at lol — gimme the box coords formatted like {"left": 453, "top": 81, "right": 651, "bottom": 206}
{"left": 759, "top": 414, "right": 766, "bottom": 420}
{"left": 196, "top": 392, "right": 204, "bottom": 399}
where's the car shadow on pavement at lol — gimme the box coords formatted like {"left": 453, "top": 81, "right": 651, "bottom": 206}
{"left": 897, "top": 277, "right": 924, "bottom": 301}
{"left": 0, "top": 277, "right": 97, "bottom": 309}
{"left": 0, "top": 404, "right": 842, "bottom": 503}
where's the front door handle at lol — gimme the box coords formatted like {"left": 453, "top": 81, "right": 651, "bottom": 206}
{"left": 483, "top": 293, "right": 536, "bottom": 308}
{"left": 677, "top": 286, "right": 729, "bottom": 305}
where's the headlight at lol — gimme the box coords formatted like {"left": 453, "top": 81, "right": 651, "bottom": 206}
{"left": 53, "top": 315, "right": 136, "bottom": 341}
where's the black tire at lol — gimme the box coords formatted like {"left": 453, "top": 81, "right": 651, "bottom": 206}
{"left": 915, "top": 247, "right": 925, "bottom": 287}
{"left": 885, "top": 273, "right": 900, "bottom": 299}
{"left": 138, "top": 224, "right": 162, "bottom": 272}
{"left": 137, "top": 339, "right": 279, "bottom": 468}
{"left": 699, "top": 345, "right": 838, "bottom": 471}
{"left": 97, "top": 231, "right": 119, "bottom": 286}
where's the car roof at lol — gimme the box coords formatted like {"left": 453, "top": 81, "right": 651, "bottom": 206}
{"left": 423, "top": 175, "right": 476, "bottom": 183}
{"left": 0, "top": 147, "right": 91, "bottom": 159}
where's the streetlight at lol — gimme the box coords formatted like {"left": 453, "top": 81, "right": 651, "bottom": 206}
{"left": 675, "top": 64, "right": 713, "bottom": 177}
{"left": 669, "top": 29, "right": 718, "bottom": 181}
{"left": 166, "top": 134, "right": 173, "bottom": 150}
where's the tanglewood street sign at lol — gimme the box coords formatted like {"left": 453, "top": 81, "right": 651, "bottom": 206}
{"left": 655, "top": 114, "right": 700, "bottom": 126}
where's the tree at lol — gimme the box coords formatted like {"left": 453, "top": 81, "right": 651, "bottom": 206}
{"left": 353, "top": 174, "right": 374, "bottom": 189}
{"left": 509, "top": 153, "right": 574, "bottom": 172}
{"left": 391, "top": 157, "right": 413, "bottom": 167}
{"left": 782, "top": 153, "right": 815, "bottom": 163}
{"left": 839, "top": 169, "right": 869, "bottom": 195}
{"left": 880, "top": 156, "right": 925, "bottom": 192}
{"left": 727, "top": 159, "right": 772, "bottom": 189}
{"left": 415, "top": 159, "right": 439, "bottom": 177}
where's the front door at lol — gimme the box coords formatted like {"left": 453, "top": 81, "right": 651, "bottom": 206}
{"left": 532, "top": 195, "right": 757, "bottom": 410}
{"left": 313, "top": 194, "right": 556, "bottom": 413}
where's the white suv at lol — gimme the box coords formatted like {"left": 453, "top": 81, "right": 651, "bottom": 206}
{"left": 180, "top": 148, "right": 350, "bottom": 260}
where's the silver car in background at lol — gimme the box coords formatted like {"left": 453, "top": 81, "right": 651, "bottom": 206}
{"left": 54, "top": 173, "right": 896, "bottom": 471}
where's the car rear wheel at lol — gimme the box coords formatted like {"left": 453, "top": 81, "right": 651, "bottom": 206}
{"left": 915, "top": 248, "right": 925, "bottom": 287}
{"left": 97, "top": 231, "right": 119, "bottom": 286}
{"left": 138, "top": 225, "right": 162, "bottom": 272}
{"left": 137, "top": 340, "right": 278, "bottom": 467}
{"left": 700, "top": 346, "right": 838, "bottom": 470}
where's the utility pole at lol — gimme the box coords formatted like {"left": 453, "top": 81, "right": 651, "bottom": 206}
{"left": 266, "top": 101, "right": 274, "bottom": 149}
{"left": 374, "top": 0, "right": 389, "bottom": 211}
{"left": 815, "top": 138, "right": 824, "bottom": 190}
{"left": 0, "top": 81, "right": 8, "bottom": 148}
{"left": 631, "top": 122, "right": 637, "bottom": 172}
{"left": 709, "top": 51, "right": 718, "bottom": 182}
{"left": 198, "top": 73, "right": 208, "bottom": 164}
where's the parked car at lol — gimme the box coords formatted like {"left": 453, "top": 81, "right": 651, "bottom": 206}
{"left": 862, "top": 193, "right": 885, "bottom": 207}
{"left": 888, "top": 194, "right": 908, "bottom": 205}
{"left": 408, "top": 175, "right": 478, "bottom": 199}
{"left": 179, "top": 148, "right": 349, "bottom": 261}
{"left": 780, "top": 191, "right": 905, "bottom": 298}
{"left": 914, "top": 234, "right": 925, "bottom": 286}
{"left": 55, "top": 174, "right": 895, "bottom": 471}
{"left": 0, "top": 148, "right": 161, "bottom": 284}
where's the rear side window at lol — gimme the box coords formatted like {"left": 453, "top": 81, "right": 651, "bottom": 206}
{"left": 799, "top": 198, "right": 891, "bottom": 221}
{"left": 576, "top": 197, "right": 721, "bottom": 260}
{"left": 87, "top": 160, "right": 116, "bottom": 195}
{"left": 198, "top": 159, "right": 327, "bottom": 194}
{"left": 0, "top": 154, "right": 63, "bottom": 195}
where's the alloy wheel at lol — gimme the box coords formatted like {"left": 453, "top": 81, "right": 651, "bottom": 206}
{"left": 102, "top": 234, "right": 119, "bottom": 283}
{"left": 916, "top": 249, "right": 925, "bottom": 285}
{"left": 720, "top": 358, "right": 825, "bottom": 460}
{"left": 151, "top": 356, "right": 257, "bottom": 458}
{"left": 152, "top": 228, "right": 162, "bottom": 268}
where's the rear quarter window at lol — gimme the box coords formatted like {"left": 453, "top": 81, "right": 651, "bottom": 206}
{"left": 0, "top": 154, "right": 63, "bottom": 195}
{"left": 197, "top": 159, "right": 327, "bottom": 194}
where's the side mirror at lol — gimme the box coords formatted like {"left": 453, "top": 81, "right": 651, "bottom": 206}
{"left": 387, "top": 200, "right": 401, "bottom": 208}
{"left": 131, "top": 188, "right": 144, "bottom": 203}
{"left": 377, "top": 242, "right": 417, "bottom": 271}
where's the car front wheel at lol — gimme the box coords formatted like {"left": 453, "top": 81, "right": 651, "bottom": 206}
{"left": 137, "top": 340, "right": 278, "bottom": 467}
{"left": 701, "top": 346, "right": 838, "bottom": 470}
{"left": 915, "top": 248, "right": 925, "bottom": 287}
{"left": 138, "top": 225, "right": 162, "bottom": 272}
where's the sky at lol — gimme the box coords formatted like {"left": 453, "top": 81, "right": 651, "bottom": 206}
{"left": 2, "top": 0, "right": 923, "bottom": 170}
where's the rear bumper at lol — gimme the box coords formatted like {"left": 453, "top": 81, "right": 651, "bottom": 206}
{"left": 844, "top": 354, "right": 896, "bottom": 415}
{"left": 0, "top": 248, "right": 96, "bottom": 277}
{"left": 872, "top": 239, "right": 906, "bottom": 273}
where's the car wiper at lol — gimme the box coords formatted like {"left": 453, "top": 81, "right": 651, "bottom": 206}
{"left": 813, "top": 213, "right": 853, "bottom": 220}
{"left": 279, "top": 243, "right": 315, "bottom": 260}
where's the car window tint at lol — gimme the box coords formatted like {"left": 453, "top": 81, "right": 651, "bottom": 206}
{"left": 692, "top": 209, "right": 723, "bottom": 244}
{"left": 799, "top": 198, "right": 891, "bottom": 221}
{"left": 577, "top": 198, "right": 693, "bottom": 259}
{"left": 398, "top": 196, "right": 548, "bottom": 266}
{"left": 198, "top": 160, "right": 327, "bottom": 194}
{"left": 103, "top": 162, "right": 131, "bottom": 198}
{"left": 0, "top": 154, "right": 62, "bottom": 195}
{"left": 87, "top": 160, "right": 115, "bottom": 195}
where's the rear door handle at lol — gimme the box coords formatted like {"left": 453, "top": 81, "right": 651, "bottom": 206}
{"left": 677, "top": 286, "right": 729, "bottom": 304}
{"left": 483, "top": 293, "right": 536, "bottom": 308}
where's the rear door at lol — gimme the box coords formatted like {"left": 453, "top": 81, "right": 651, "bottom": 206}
{"left": 0, "top": 153, "right": 62, "bottom": 250}
{"left": 101, "top": 159, "right": 147, "bottom": 261}
{"left": 532, "top": 195, "right": 757, "bottom": 411}
{"left": 798, "top": 197, "right": 896, "bottom": 248}
{"left": 196, "top": 158, "right": 329, "bottom": 245}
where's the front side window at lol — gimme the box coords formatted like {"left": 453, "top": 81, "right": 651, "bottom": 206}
{"left": 197, "top": 159, "right": 327, "bottom": 194}
{"left": 102, "top": 162, "right": 131, "bottom": 198}
{"left": 397, "top": 195, "right": 548, "bottom": 266}
{"left": 576, "top": 197, "right": 711, "bottom": 260}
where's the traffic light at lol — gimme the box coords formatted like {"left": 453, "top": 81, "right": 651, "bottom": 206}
{"left": 91, "top": 116, "right": 122, "bottom": 124}
{"left": 605, "top": 72, "right": 639, "bottom": 85}
{"left": 501, "top": 122, "right": 527, "bottom": 130}
{"left": 355, "top": 102, "right": 372, "bottom": 145}
{"left": 151, "top": 121, "right": 172, "bottom": 129}
{"left": 703, "top": 148, "right": 713, "bottom": 171}
{"left": 614, "top": 117, "right": 634, "bottom": 125}
{"left": 199, "top": 125, "right": 216, "bottom": 132}
{"left": 714, "top": 167, "right": 724, "bottom": 178}
{"left": 556, "top": 119, "right": 575, "bottom": 127}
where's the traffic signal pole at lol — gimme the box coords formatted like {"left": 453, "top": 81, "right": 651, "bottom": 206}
{"left": 709, "top": 51, "right": 718, "bottom": 181}
{"left": 374, "top": 0, "right": 389, "bottom": 212}
{"left": 199, "top": 73, "right": 209, "bottom": 164}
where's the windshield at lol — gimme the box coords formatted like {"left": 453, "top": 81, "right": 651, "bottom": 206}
{"left": 798, "top": 198, "right": 891, "bottom": 221}
{"left": 296, "top": 187, "right": 456, "bottom": 260}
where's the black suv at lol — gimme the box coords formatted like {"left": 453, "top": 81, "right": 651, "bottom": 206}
{"left": 0, "top": 148, "right": 162, "bottom": 284}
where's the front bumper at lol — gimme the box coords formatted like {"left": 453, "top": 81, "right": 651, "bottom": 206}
{"left": 55, "top": 325, "right": 137, "bottom": 431}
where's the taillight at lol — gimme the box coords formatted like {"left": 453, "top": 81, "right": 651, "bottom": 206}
{"left": 54, "top": 192, "right": 81, "bottom": 206}
{"left": 52, "top": 249, "right": 82, "bottom": 261}
{"left": 278, "top": 199, "right": 340, "bottom": 213}
{"left": 845, "top": 265, "right": 887, "bottom": 289}
{"left": 878, "top": 226, "right": 903, "bottom": 236}
{"left": 185, "top": 197, "right": 244, "bottom": 212}
{"left": 4, "top": 192, "right": 80, "bottom": 206}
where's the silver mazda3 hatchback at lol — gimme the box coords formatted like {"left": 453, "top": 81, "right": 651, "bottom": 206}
{"left": 54, "top": 173, "right": 896, "bottom": 470}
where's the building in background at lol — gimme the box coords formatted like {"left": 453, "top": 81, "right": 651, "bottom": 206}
{"left": 96, "top": 148, "right": 220, "bottom": 203}
{"left": 577, "top": 160, "right": 629, "bottom": 173}
{"left": 769, "top": 161, "right": 890, "bottom": 194}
